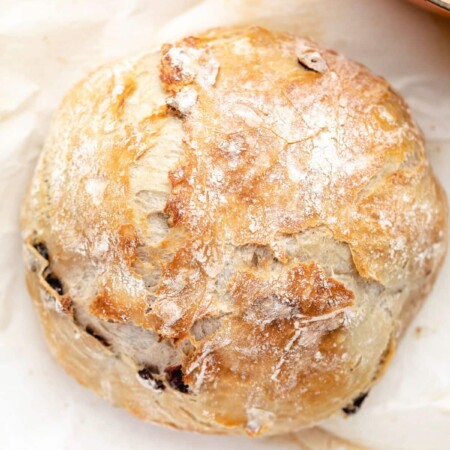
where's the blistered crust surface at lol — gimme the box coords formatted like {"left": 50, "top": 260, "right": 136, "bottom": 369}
{"left": 21, "top": 26, "right": 448, "bottom": 435}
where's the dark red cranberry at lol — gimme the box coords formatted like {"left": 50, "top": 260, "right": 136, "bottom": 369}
{"left": 165, "top": 365, "right": 189, "bottom": 393}
{"left": 342, "top": 392, "right": 369, "bottom": 415}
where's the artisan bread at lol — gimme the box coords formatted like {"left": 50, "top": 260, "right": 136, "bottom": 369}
{"left": 21, "top": 26, "right": 448, "bottom": 436}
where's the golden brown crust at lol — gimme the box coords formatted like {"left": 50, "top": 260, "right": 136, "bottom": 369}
{"left": 21, "top": 26, "right": 448, "bottom": 436}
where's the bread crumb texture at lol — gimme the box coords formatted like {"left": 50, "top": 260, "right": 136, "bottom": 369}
{"left": 21, "top": 26, "right": 447, "bottom": 435}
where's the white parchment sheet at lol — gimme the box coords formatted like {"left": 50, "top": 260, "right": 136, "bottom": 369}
{"left": 1, "top": 1, "right": 449, "bottom": 449}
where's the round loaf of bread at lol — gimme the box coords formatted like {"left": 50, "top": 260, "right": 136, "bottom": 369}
{"left": 21, "top": 26, "right": 448, "bottom": 436}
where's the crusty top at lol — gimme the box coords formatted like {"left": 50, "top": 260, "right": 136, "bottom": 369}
{"left": 22, "top": 26, "right": 448, "bottom": 434}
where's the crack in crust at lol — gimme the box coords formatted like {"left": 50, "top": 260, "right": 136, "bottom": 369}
{"left": 25, "top": 239, "right": 73, "bottom": 315}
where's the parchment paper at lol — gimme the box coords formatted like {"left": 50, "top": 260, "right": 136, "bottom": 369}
{"left": 1, "top": 1, "right": 449, "bottom": 449}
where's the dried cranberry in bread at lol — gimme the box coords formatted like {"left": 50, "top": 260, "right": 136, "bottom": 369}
{"left": 21, "top": 26, "right": 448, "bottom": 436}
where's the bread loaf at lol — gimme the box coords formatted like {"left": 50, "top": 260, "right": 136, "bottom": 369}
{"left": 21, "top": 26, "right": 448, "bottom": 436}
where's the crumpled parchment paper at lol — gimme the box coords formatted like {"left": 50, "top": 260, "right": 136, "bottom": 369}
{"left": 1, "top": 1, "right": 449, "bottom": 449}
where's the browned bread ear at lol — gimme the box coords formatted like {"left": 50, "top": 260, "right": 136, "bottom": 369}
{"left": 21, "top": 26, "right": 447, "bottom": 436}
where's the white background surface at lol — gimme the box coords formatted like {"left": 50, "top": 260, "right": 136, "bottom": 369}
{"left": 1, "top": 1, "right": 449, "bottom": 449}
